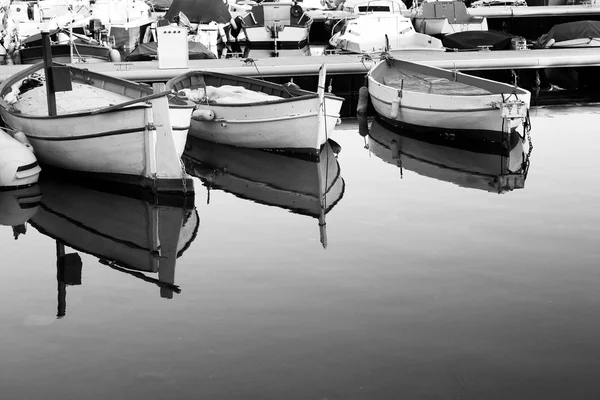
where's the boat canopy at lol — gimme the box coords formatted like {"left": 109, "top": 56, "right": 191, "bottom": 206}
{"left": 442, "top": 30, "right": 514, "bottom": 51}
{"left": 164, "top": 0, "right": 232, "bottom": 23}
{"left": 125, "top": 41, "right": 217, "bottom": 61}
{"left": 535, "top": 20, "right": 600, "bottom": 48}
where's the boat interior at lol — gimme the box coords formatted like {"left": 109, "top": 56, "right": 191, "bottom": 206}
{"left": 373, "top": 57, "right": 530, "bottom": 95}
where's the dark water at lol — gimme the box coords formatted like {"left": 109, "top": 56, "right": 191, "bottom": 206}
{"left": 1, "top": 105, "right": 600, "bottom": 399}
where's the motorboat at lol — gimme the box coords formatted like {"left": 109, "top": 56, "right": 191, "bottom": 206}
{"left": 413, "top": 0, "right": 488, "bottom": 36}
{"left": 329, "top": 0, "right": 444, "bottom": 53}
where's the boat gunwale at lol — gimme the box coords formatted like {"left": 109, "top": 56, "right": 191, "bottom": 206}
{"left": 0, "top": 62, "right": 195, "bottom": 119}
{"left": 368, "top": 58, "right": 530, "bottom": 96}
{"left": 166, "top": 70, "right": 345, "bottom": 107}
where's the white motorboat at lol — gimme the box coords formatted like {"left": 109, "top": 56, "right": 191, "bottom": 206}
{"left": 413, "top": 0, "right": 488, "bottom": 36}
{"left": 329, "top": 0, "right": 444, "bottom": 53}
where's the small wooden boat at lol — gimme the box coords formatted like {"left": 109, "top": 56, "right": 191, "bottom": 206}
{"left": 167, "top": 65, "right": 344, "bottom": 156}
{"left": 30, "top": 177, "right": 199, "bottom": 301}
{"left": 182, "top": 136, "right": 345, "bottom": 248}
{"left": 367, "top": 118, "right": 530, "bottom": 193}
{"left": 0, "top": 128, "right": 41, "bottom": 188}
{"left": 0, "top": 61, "right": 196, "bottom": 193}
{"left": 367, "top": 55, "right": 531, "bottom": 138}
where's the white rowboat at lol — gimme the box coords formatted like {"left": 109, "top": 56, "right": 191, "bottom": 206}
{"left": 167, "top": 65, "right": 344, "bottom": 156}
{"left": 0, "top": 62, "right": 195, "bottom": 193}
{"left": 367, "top": 55, "right": 531, "bottom": 138}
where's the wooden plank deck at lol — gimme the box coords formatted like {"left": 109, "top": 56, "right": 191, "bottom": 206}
{"left": 0, "top": 47, "right": 599, "bottom": 84}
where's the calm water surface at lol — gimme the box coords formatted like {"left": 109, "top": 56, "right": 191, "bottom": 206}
{"left": 1, "top": 105, "right": 600, "bottom": 399}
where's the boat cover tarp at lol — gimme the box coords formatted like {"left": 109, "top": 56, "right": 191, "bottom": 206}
{"left": 442, "top": 30, "right": 514, "bottom": 50}
{"left": 164, "top": 0, "right": 231, "bottom": 24}
{"left": 149, "top": 0, "right": 173, "bottom": 10}
{"left": 536, "top": 20, "right": 600, "bottom": 48}
{"left": 125, "top": 41, "right": 217, "bottom": 61}
{"left": 179, "top": 86, "right": 282, "bottom": 104}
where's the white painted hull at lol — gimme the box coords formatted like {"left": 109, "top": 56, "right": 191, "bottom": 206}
{"left": 368, "top": 58, "right": 531, "bottom": 136}
{"left": 413, "top": 17, "right": 488, "bottom": 35}
{"left": 243, "top": 25, "right": 310, "bottom": 55}
{"left": 191, "top": 96, "right": 342, "bottom": 155}
{"left": 0, "top": 128, "right": 40, "bottom": 188}
{"left": 167, "top": 70, "right": 344, "bottom": 156}
{"left": 0, "top": 63, "right": 194, "bottom": 192}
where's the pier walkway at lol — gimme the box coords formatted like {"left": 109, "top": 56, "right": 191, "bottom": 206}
{"left": 0, "top": 47, "right": 598, "bottom": 83}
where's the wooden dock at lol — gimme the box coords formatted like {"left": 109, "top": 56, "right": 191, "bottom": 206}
{"left": 0, "top": 48, "right": 598, "bottom": 84}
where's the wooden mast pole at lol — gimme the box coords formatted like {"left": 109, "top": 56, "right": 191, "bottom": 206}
{"left": 41, "top": 29, "right": 57, "bottom": 116}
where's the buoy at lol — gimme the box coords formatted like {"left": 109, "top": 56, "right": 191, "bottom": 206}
{"left": 358, "top": 113, "right": 369, "bottom": 137}
{"left": 192, "top": 109, "right": 215, "bottom": 121}
{"left": 0, "top": 128, "right": 40, "bottom": 188}
{"left": 390, "top": 98, "right": 400, "bottom": 119}
{"left": 12, "top": 50, "right": 21, "bottom": 65}
{"left": 284, "top": 80, "right": 300, "bottom": 90}
{"left": 356, "top": 85, "right": 369, "bottom": 116}
{"left": 108, "top": 49, "right": 121, "bottom": 62}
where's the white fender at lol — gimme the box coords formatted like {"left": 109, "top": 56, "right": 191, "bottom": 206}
{"left": 192, "top": 109, "right": 215, "bottom": 121}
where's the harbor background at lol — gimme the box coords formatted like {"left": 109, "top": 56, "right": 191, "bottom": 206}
{"left": 2, "top": 105, "right": 599, "bottom": 399}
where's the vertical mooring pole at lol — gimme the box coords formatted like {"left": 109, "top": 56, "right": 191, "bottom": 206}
{"left": 41, "top": 29, "right": 57, "bottom": 117}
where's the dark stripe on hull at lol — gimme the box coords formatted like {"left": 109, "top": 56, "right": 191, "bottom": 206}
{"left": 39, "top": 166, "right": 195, "bottom": 204}
{"left": 26, "top": 127, "right": 145, "bottom": 141}
{"left": 378, "top": 115, "right": 514, "bottom": 143}
{"left": 16, "top": 160, "right": 39, "bottom": 172}
{"left": 245, "top": 39, "right": 309, "bottom": 50}
{"left": 0, "top": 182, "right": 39, "bottom": 191}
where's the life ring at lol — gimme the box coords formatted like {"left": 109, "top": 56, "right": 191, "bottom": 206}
{"left": 290, "top": 4, "right": 303, "bottom": 19}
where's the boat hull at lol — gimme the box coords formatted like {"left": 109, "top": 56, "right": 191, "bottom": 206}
{"left": 413, "top": 17, "right": 488, "bottom": 36}
{"left": 367, "top": 58, "right": 531, "bottom": 138}
{"left": 0, "top": 63, "right": 194, "bottom": 193}
{"left": 167, "top": 70, "right": 344, "bottom": 156}
{"left": 243, "top": 25, "right": 310, "bottom": 56}
{"left": 190, "top": 96, "right": 342, "bottom": 155}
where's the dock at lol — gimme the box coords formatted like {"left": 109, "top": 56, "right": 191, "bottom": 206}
{"left": 0, "top": 48, "right": 598, "bottom": 83}
{"left": 307, "top": 4, "right": 600, "bottom": 21}
{"left": 469, "top": 4, "right": 600, "bottom": 18}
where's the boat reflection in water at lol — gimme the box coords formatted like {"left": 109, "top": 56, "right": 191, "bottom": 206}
{"left": 183, "top": 137, "right": 345, "bottom": 248}
{"left": 367, "top": 118, "right": 532, "bottom": 193}
{"left": 29, "top": 177, "right": 199, "bottom": 317}
{"left": 0, "top": 185, "right": 43, "bottom": 240}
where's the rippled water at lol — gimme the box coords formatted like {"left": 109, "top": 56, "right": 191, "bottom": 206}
{"left": 1, "top": 105, "right": 599, "bottom": 399}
